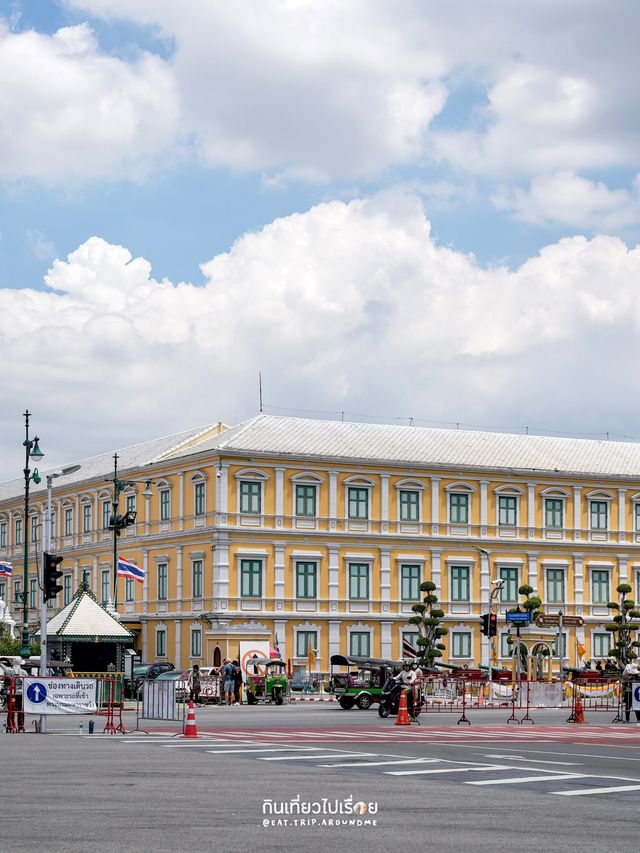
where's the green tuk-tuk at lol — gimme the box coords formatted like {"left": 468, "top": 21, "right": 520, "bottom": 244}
{"left": 330, "top": 654, "right": 399, "bottom": 710}
{"left": 245, "top": 658, "right": 289, "bottom": 705}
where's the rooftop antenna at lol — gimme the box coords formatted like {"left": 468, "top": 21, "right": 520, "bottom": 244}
{"left": 259, "top": 371, "right": 263, "bottom": 413}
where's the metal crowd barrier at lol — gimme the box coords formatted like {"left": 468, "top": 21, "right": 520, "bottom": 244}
{"left": 136, "top": 678, "right": 187, "bottom": 732}
{"left": 418, "top": 676, "right": 567, "bottom": 725}
{"left": 566, "top": 678, "right": 623, "bottom": 724}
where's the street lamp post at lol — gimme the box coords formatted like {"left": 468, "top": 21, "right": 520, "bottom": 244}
{"left": 41, "top": 465, "right": 81, "bottom": 666}
{"left": 478, "top": 545, "right": 504, "bottom": 706}
{"left": 106, "top": 454, "right": 153, "bottom": 610}
{"left": 37, "top": 463, "right": 81, "bottom": 735}
{"left": 19, "top": 410, "right": 44, "bottom": 659}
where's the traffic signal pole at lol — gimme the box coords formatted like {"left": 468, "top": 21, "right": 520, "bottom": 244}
{"left": 38, "top": 474, "right": 54, "bottom": 734}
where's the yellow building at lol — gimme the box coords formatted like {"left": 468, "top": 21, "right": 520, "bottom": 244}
{"left": 2, "top": 414, "right": 640, "bottom": 675}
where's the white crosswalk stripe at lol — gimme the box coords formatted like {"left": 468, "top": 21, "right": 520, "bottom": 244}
{"left": 467, "top": 773, "right": 585, "bottom": 786}
{"left": 110, "top": 728, "right": 640, "bottom": 797}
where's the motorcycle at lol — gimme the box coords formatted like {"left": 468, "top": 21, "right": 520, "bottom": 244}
{"left": 377, "top": 677, "right": 421, "bottom": 720}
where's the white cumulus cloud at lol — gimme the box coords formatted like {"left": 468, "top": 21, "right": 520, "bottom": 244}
{"left": 0, "top": 20, "right": 179, "bottom": 183}
{"left": 493, "top": 171, "right": 640, "bottom": 230}
{"left": 2, "top": 192, "right": 640, "bottom": 478}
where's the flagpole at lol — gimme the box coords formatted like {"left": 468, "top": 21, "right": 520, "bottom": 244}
{"left": 112, "top": 454, "right": 120, "bottom": 610}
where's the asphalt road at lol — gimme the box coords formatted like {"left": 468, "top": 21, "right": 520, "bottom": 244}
{"left": 2, "top": 704, "right": 640, "bottom": 853}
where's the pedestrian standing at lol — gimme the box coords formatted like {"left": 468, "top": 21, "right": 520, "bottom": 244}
{"left": 233, "top": 659, "right": 242, "bottom": 705}
{"left": 188, "top": 664, "right": 201, "bottom": 706}
{"left": 222, "top": 658, "right": 235, "bottom": 706}
{"left": 621, "top": 661, "right": 640, "bottom": 723}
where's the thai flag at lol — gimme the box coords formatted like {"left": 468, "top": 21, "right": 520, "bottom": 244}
{"left": 402, "top": 638, "right": 417, "bottom": 659}
{"left": 117, "top": 557, "right": 144, "bottom": 583}
{"left": 0, "top": 560, "right": 12, "bottom": 577}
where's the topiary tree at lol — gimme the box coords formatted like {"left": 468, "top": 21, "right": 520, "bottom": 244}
{"left": 505, "top": 584, "right": 543, "bottom": 672}
{"left": 407, "top": 580, "right": 448, "bottom": 669}
{"left": 604, "top": 583, "right": 640, "bottom": 669}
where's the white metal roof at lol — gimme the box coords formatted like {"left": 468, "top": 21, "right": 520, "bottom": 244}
{"left": 0, "top": 422, "right": 228, "bottom": 504}
{"left": 191, "top": 415, "right": 640, "bottom": 479}
{"left": 4, "top": 415, "right": 640, "bottom": 505}
{"left": 43, "top": 586, "right": 132, "bottom": 640}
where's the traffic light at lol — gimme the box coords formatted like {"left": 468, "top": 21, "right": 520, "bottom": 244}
{"left": 480, "top": 613, "right": 498, "bottom": 637}
{"left": 43, "top": 552, "right": 63, "bottom": 601}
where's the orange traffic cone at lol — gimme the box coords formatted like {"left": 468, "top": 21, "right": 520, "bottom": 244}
{"left": 396, "top": 689, "right": 410, "bottom": 726}
{"left": 574, "top": 692, "right": 585, "bottom": 724}
{"left": 182, "top": 700, "right": 199, "bottom": 738}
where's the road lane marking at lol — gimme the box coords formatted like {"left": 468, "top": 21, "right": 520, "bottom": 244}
{"left": 467, "top": 774, "right": 584, "bottom": 786}
{"left": 464, "top": 747, "right": 640, "bottom": 763}
{"left": 386, "top": 764, "right": 514, "bottom": 776}
{"left": 259, "top": 752, "right": 378, "bottom": 761}
{"left": 163, "top": 741, "right": 259, "bottom": 748}
{"left": 205, "top": 747, "right": 318, "bottom": 754}
{"left": 553, "top": 784, "right": 640, "bottom": 796}
{"left": 317, "top": 758, "right": 441, "bottom": 768}
{"left": 480, "top": 754, "right": 582, "bottom": 766}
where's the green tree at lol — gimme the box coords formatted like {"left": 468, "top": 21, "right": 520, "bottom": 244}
{"left": 605, "top": 583, "right": 640, "bottom": 669}
{"left": 0, "top": 624, "right": 39, "bottom": 657}
{"left": 407, "top": 580, "right": 447, "bottom": 668}
{"left": 0, "top": 624, "right": 21, "bottom": 656}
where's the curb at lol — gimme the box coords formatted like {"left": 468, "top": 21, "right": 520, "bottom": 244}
{"left": 289, "top": 696, "right": 336, "bottom": 702}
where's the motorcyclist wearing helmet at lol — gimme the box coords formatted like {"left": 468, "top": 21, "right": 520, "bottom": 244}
{"left": 395, "top": 660, "right": 417, "bottom": 687}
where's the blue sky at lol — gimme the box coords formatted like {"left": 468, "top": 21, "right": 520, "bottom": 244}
{"left": 1, "top": 1, "right": 640, "bottom": 477}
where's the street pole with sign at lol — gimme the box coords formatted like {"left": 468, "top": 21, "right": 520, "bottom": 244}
{"left": 557, "top": 610, "right": 564, "bottom": 678}
{"left": 19, "top": 411, "right": 44, "bottom": 659}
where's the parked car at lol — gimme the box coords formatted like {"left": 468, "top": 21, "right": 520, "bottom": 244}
{"left": 127, "top": 662, "right": 175, "bottom": 699}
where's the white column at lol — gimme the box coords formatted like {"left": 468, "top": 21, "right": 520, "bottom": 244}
{"left": 328, "top": 545, "right": 339, "bottom": 611}
{"left": 574, "top": 554, "right": 584, "bottom": 612}
{"left": 527, "top": 482, "right": 536, "bottom": 536}
{"left": 178, "top": 472, "right": 185, "bottom": 531}
{"left": 215, "top": 462, "right": 230, "bottom": 516}
{"left": 92, "top": 556, "right": 98, "bottom": 593}
{"left": 144, "top": 492, "right": 151, "bottom": 535}
{"left": 176, "top": 546, "right": 183, "bottom": 613}
{"left": 430, "top": 477, "right": 440, "bottom": 535}
{"left": 329, "top": 620, "right": 341, "bottom": 656}
{"left": 573, "top": 486, "right": 582, "bottom": 540}
{"left": 527, "top": 552, "right": 538, "bottom": 590}
{"left": 329, "top": 471, "right": 338, "bottom": 530}
{"left": 619, "top": 554, "right": 628, "bottom": 586}
{"left": 380, "top": 474, "right": 389, "bottom": 532}
{"left": 274, "top": 619, "right": 287, "bottom": 661}
{"left": 142, "top": 550, "right": 149, "bottom": 614}
{"left": 274, "top": 544, "right": 285, "bottom": 607}
{"left": 175, "top": 619, "right": 181, "bottom": 667}
{"left": 619, "top": 488, "right": 627, "bottom": 541}
{"left": 379, "top": 547, "right": 391, "bottom": 608}
{"left": 74, "top": 495, "right": 80, "bottom": 545}
{"left": 93, "top": 493, "right": 99, "bottom": 543}
{"left": 213, "top": 535, "right": 230, "bottom": 605}
{"left": 141, "top": 621, "right": 148, "bottom": 661}
{"left": 275, "top": 467, "right": 285, "bottom": 528}
{"left": 480, "top": 480, "right": 489, "bottom": 534}
{"left": 430, "top": 548, "right": 441, "bottom": 595}
{"left": 380, "top": 621, "right": 392, "bottom": 659}
{"left": 73, "top": 558, "right": 79, "bottom": 591}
